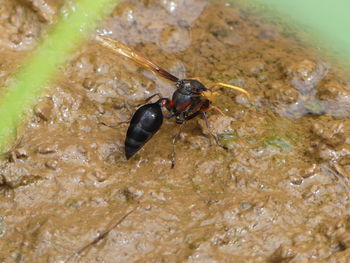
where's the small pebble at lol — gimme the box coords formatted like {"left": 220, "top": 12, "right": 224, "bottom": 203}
{"left": 92, "top": 171, "right": 108, "bottom": 182}
{"left": 45, "top": 160, "right": 58, "bottom": 170}
{"left": 34, "top": 98, "right": 52, "bottom": 121}
{"left": 240, "top": 202, "right": 252, "bottom": 211}
{"left": 15, "top": 148, "right": 28, "bottom": 159}
{"left": 82, "top": 77, "right": 96, "bottom": 90}
{"left": 270, "top": 244, "right": 296, "bottom": 262}
{"left": 37, "top": 143, "right": 57, "bottom": 154}
{"left": 338, "top": 233, "right": 350, "bottom": 248}
{"left": 290, "top": 175, "right": 303, "bottom": 185}
{"left": 311, "top": 121, "right": 345, "bottom": 147}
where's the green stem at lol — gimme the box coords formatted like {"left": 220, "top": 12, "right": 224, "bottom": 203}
{"left": 0, "top": 0, "right": 119, "bottom": 153}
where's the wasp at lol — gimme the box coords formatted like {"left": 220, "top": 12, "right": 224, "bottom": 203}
{"left": 96, "top": 36, "right": 250, "bottom": 167}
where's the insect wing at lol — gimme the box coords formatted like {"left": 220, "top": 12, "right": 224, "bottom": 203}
{"left": 97, "top": 36, "right": 179, "bottom": 82}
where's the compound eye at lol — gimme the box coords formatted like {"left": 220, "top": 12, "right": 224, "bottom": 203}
{"left": 190, "top": 83, "right": 201, "bottom": 93}
{"left": 192, "top": 86, "right": 199, "bottom": 93}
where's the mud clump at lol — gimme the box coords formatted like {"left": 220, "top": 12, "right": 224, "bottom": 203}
{"left": 1, "top": 0, "right": 350, "bottom": 262}
{"left": 317, "top": 78, "right": 350, "bottom": 101}
{"left": 308, "top": 116, "right": 350, "bottom": 165}
{"left": 311, "top": 119, "right": 346, "bottom": 148}
{"left": 265, "top": 81, "right": 299, "bottom": 105}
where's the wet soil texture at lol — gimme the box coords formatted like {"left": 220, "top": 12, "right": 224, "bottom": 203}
{"left": 1, "top": 0, "right": 350, "bottom": 262}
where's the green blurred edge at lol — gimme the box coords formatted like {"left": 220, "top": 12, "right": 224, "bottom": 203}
{"left": 235, "top": 0, "right": 350, "bottom": 75}
{"left": 0, "top": 0, "right": 118, "bottom": 153}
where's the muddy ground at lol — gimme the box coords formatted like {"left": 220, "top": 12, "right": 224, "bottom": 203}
{"left": 1, "top": 0, "right": 350, "bottom": 262}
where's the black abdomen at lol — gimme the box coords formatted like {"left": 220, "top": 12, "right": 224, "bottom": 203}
{"left": 125, "top": 103, "right": 163, "bottom": 159}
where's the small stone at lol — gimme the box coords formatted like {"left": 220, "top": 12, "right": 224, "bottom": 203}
{"left": 121, "top": 187, "right": 144, "bottom": 202}
{"left": 228, "top": 78, "right": 245, "bottom": 87}
{"left": 257, "top": 74, "right": 267, "bottom": 82}
{"left": 159, "top": 25, "right": 190, "bottom": 52}
{"left": 311, "top": 120, "right": 345, "bottom": 147}
{"left": 290, "top": 175, "right": 303, "bottom": 185}
{"left": 8, "top": 152, "right": 17, "bottom": 163}
{"left": 82, "top": 77, "right": 97, "bottom": 91}
{"left": 98, "top": 114, "right": 119, "bottom": 128}
{"left": 259, "top": 29, "right": 277, "bottom": 39}
{"left": 244, "top": 61, "right": 264, "bottom": 74}
{"left": 15, "top": 148, "right": 28, "bottom": 159}
{"left": 187, "top": 136, "right": 210, "bottom": 150}
{"left": 0, "top": 175, "right": 5, "bottom": 185}
{"left": 265, "top": 82, "right": 299, "bottom": 104}
{"left": 338, "top": 233, "right": 350, "bottom": 248}
{"left": 240, "top": 202, "right": 252, "bottom": 211}
{"left": 301, "top": 164, "right": 319, "bottom": 179}
{"left": 45, "top": 160, "right": 58, "bottom": 170}
{"left": 218, "top": 133, "right": 237, "bottom": 149}
{"left": 311, "top": 143, "right": 335, "bottom": 161}
{"left": 9, "top": 33, "right": 22, "bottom": 45}
{"left": 287, "top": 59, "right": 317, "bottom": 81}
{"left": 270, "top": 244, "right": 296, "bottom": 262}
{"left": 209, "top": 24, "right": 228, "bottom": 38}
{"left": 304, "top": 100, "right": 326, "bottom": 115}
{"left": 92, "top": 171, "right": 108, "bottom": 182}
{"left": 97, "top": 85, "right": 117, "bottom": 98}
{"left": 338, "top": 154, "right": 350, "bottom": 166}
{"left": 235, "top": 93, "right": 249, "bottom": 105}
{"left": 197, "top": 114, "right": 235, "bottom": 137}
{"left": 34, "top": 98, "right": 53, "bottom": 121}
{"left": 143, "top": 204, "right": 152, "bottom": 211}
{"left": 177, "top": 19, "right": 190, "bottom": 28}
{"left": 317, "top": 79, "right": 350, "bottom": 100}
{"left": 97, "top": 104, "right": 105, "bottom": 114}
{"left": 37, "top": 143, "right": 57, "bottom": 154}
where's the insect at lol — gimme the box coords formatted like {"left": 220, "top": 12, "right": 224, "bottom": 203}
{"left": 96, "top": 35, "right": 250, "bottom": 167}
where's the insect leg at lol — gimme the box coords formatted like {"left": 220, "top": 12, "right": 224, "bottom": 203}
{"left": 164, "top": 112, "right": 176, "bottom": 119}
{"left": 171, "top": 121, "right": 186, "bottom": 168}
{"left": 201, "top": 111, "right": 219, "bottom": 145}
{"left": 207, "top": 105, "right": 225, "bottom": 116}
{"left": 184, "top": 111, "right": 201, "bottom": 121}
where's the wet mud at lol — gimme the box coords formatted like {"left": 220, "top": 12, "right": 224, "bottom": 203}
{"left": 1, "top": 0, "right": 350, "bottom": 262}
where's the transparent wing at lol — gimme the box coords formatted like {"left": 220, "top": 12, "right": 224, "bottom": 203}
{"left": 96, "top": 35, "right": 179, "bottom": 82}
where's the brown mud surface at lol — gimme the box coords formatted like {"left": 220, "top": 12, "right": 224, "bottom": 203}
{"left": 1, "top": 0, "right": 350, "bottom": 262}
